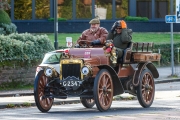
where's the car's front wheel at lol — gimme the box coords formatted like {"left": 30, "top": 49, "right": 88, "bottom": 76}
{"left": 34, "top": 71, "right": 54, "bottom": 112}
{"left": 93, "top": 69, "right": 113, "bottom": 112}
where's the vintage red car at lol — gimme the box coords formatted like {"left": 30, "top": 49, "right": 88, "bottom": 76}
{"left": 34, "top": 40, "right": 161, "bottom": 112}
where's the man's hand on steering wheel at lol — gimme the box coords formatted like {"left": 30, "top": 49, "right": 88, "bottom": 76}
{"left": 74, "top": 44, "right": 80, "bottom": 48}
{"left": 91, "top": 40, "right": 101, "bottom": 46}
{"left": 78, "top": 40, "right": 91, "bottom": 48}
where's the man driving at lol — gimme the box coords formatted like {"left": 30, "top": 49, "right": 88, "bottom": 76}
{"left": 76, "top": 17, "right": 108, "bottom": 47}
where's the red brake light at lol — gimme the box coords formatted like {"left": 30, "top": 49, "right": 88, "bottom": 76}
{"left": 64, "top": 49, "right": 69, "bottom": 54}
{"left": 36, "top": 66, "right": 42, "bottom": 72}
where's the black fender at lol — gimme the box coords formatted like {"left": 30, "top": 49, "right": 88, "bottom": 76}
{"left": 97, "top": 65, "right": 124, "bottom": 96}
{"left": 146, "top": 62, "right": 159, "bottom": 78}
{"left": 132, "top": 62, "right": 159, "bottom": 87}
{"left": 34, "top": 70, "right": 44, "bottom": 94}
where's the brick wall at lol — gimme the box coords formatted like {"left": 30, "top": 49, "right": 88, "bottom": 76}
{"left": 0, "top": 66, "right": 36, "bottom": 84}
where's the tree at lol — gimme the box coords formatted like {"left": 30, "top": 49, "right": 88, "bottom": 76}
{"left": 0, "top": 0, "right": 17, "bottom": 35}
{"left": 0, "top": 0, "right": 11, "bottom": 24}
{"left": 0, "top": 10, "right": 11, "bottom": 24}
{"left": 0, "top": 0, "right": 10, "bottom": 10}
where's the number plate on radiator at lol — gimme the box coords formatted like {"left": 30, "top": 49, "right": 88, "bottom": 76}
{"left": 61, "top": 76, "right": 82, "bottom": 90}
{"left": 63, "top": 80, "right": 81, "bottom": 86}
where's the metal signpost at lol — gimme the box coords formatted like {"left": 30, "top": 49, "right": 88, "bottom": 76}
{"left": 165, "top": 15, "right": 175, "bottom": 75}
{"left": 54, "top": 0, "right": 58, "bottom": 50}
{"left": 165, "top": 0, "right": 180, "bottom": 75}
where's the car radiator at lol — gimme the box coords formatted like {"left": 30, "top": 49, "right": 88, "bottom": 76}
{"left": 62, "top": 64, "right": 81, "bottom": 79}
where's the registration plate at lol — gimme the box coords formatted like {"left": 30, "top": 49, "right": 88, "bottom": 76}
{"left": 63, "top": 80, "right": 81, "bottom": 87}
{"left": 61, "top": 76, "right": 82, "bottom": 90}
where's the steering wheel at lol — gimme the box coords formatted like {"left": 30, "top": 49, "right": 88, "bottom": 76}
{"left": 78, "top": 40, "right": 92, "bottom": 48}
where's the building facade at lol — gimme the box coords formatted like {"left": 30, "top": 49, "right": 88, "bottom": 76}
{"left": 8, "top": 0, "right": 180, "bottom": 33}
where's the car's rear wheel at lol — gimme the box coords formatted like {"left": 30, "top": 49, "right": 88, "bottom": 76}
{"left": 34, "top": 71, "right": 54, "bottom": 112}
{"left": 93, "top": 69, "right": 113, "bottom": 112}
{"left": 137, "top": 69, "right": 155, "bottom": 108}
{"left": 80, "top": 98, "right": 95, "bottom": 108}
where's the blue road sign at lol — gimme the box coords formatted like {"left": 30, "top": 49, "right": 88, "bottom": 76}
{"left": 165, "top": 15, "right": 176, "bottom": 23}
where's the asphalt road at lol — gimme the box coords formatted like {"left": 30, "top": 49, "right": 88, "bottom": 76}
{"left": 0, "top": 82, "right": 180, "bottom": 120}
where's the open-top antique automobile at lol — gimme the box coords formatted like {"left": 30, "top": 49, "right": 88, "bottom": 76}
{"left": 34, "top": 40, "right": 161, "bottom": 112}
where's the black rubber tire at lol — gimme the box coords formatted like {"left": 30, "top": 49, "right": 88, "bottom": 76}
{"left": 80, "top": 98, "right": 95, "bottom": 108}
{"left": 136, "top": 69, "right": 155, "bottom": 108}
{"left": 93, "top": 69, "right": 113, "bottom": 112}
{"left": 34, "top": 71, "right": 54, "bottom": 112}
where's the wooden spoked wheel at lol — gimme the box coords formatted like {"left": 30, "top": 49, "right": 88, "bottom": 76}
{"left": 137, "top": 69, "right": 155, "bottom": 108}
{"left": 93, "top": 69, "right": 113, "bottom": 112}
{"left": 34, "top": 71, "right": 54, "bottom": 112}
{"left": 80, "top": 98, "right": 95, "bottom": 108}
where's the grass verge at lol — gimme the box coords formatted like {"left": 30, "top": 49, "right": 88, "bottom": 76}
{"left": 6, "top": 102, "right": 31, "bottom": 108}
{"left": 37, "top": 32, "right": 180, "bottom": 47}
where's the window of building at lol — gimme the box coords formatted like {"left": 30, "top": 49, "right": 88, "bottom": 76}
{"left": 14, "top": 0, "right": 32, "bottom": 20}
{"left": 136, "top": 0, "right": 152, "bottom": 19}
{"left": 76, "top": 0, "right": 92, "bottom": 19}
{"left": 35, "top": 0, "right": 50, "bottom": 19}
{"left": 6, "top": 0, "right": 11, "bottom": 18}
{"left": 155, "top": 0, "right": 169, "bottom": 18}
{"left": 95, "top": 0, "right": 112, "bottom": 20}
{"left": 58, "top": 0, "right": 72, "bottom": 20}
{"left": 75, "top": 0, "right": 112, "bottom": 20}
{"left": 116, "top": 0, "right": 129, "bottom": 18}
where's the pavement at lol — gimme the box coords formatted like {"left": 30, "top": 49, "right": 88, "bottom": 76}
{"left": 0, "top": 66, "right": 180, "bottom": 109}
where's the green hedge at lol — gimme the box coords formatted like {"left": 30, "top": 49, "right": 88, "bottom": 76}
{"left": 125, "top": 16, "right": 149, "bottom": 21}
{"left": 0, "top": 23, "right": 17, "bottom": 35}
{"left": 0, "top": 33, "right": 55, "bottom": 66}
{"left": 48, "top": 18, "right": 67, "bottom": 21}
{"left": 153, "top": 42, "right": 180, "bottom": 66}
